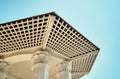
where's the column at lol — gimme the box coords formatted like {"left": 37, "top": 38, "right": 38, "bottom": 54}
{"left": 0, "top": 59, "right": 9, "bottom": 79}
{"left": 56, "top": 61, "right": 72, "bottom": 79}
{"left": 31, "top": 51, "right": 50, "bottom": 79}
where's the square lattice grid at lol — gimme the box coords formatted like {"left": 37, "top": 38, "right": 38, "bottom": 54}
{"left": 0, "top": 14, "right": 51, "bottom": 53}
{"left": 71, "top": 53, "right": 97, "bottom": 73}
{"left": 46, "top": 16, "right": 99, "bottom": 58}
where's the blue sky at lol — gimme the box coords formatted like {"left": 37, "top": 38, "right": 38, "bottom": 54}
{"left": 0, "top": 0, "right": 120, "bottom": 79}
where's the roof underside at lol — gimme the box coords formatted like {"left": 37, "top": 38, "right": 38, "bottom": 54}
{"left": 0, "top": 12, "right": 100, "bottom": 79}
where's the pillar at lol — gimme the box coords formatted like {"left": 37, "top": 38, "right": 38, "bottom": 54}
{"left": 56, "top": 61, "right": 72, "bottom": 79}
{"left": 31, "top": 51, "right": 50, "bottom": 79}
{"left": 0, "top": 59, "right": 9, "bottom": 79}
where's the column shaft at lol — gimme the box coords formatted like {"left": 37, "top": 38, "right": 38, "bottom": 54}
{"left": 33, "top": 63, "right": 48, "bottom": 79}
{"left": 32, "top": 51, "right": 50, "bottom": 79}
{"left": 56, "top": 61, "right": 72, "bottom": 79}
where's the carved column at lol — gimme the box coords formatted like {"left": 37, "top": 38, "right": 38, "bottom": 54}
{"left": 56, "top": 61, "right": 72, "bottom": 79}
{"left": 31, "top": 51, "right": 50, "bottom": 79}
{"left": 0, "top": 59, "right": 9, "bottom": 79}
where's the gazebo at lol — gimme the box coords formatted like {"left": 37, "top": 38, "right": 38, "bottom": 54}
{"left": 0, "top": 12, "right": 100, "bottom": 79}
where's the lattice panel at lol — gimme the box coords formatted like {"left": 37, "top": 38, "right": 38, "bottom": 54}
{"left": 46, "top": 16, "right": 99, "bottom": 58}
{"left": 71, "top": 54, "right": 97, "bottom": 73}
{"left": 0, "top": 14, "right": 51, "bottom": 53}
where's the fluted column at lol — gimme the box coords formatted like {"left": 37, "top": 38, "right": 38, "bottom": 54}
{"left": 56, "top": 61, "right": 72, "bottom": 79}
{"left": 31, "top": 51, "right": 50, "bottom": 79}
{"left": 0, "top": 59, "right": 9, "bottom": 79}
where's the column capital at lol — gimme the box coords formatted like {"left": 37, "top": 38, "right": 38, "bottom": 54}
{"left": 31, "top": 50, "right": 50, "bottom": 64}
{"left": 0, "top": 72, "right": 8, "bottom": 79}
{"left": 56, "top": 61, "right": 71, "bottom": 73}
{"left": 0, "top": 59, "right": 9, "bottom": 71}
{"left": 0, "top": 59, "right": 9, "bottom": 79}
